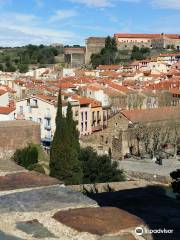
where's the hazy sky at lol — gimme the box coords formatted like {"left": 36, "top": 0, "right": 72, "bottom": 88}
{"left": 0, "top": 0, "right": 179, "bottom": 46}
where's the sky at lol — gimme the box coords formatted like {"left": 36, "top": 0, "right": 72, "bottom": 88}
{"left": 0, "top": 0, "right": 179, "bottom": 47}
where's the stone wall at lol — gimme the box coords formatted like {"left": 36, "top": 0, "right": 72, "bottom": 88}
{"left": 117, "top": 42, "right": 152, "bottom": 50}
{"left": 64, "top": 47, "right": 85, "bottom": 67}
{"left": 0, "top": 120, "right": 41, "bottom": 160}
{"left": 117, "top": 38, "right": 180, "bottom": 50}
{"left": 81, "top": 113, "right": 129, "bottom": 159}
{"left": 85, "top": 37, "right": 106, "bottom": 64}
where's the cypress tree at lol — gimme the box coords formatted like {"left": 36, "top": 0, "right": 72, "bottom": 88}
{"left": 66, "top": 102, "right": 82, "bottom": 183}
{"left": 66, "top": 102, "right": 80, "bottom": 153}
{"left": 50, "top": 91, "right": 82, "bottom": 184}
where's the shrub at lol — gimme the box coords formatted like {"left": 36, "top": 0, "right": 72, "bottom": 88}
{"left": 79, "top": 147, "right": 125, "bottom": 184}
{"left": 12, "top": 144, "right": 38, "bottom": 169}
{"left": 28, "top": 163, "right": 46, "bottom": 174}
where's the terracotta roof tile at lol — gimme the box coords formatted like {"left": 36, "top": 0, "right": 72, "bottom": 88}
{"left": 0, "top": 106, "right": 15, "bottom": 114}
{"left": 122, "top": 106, "right": 180, "bottom": 124}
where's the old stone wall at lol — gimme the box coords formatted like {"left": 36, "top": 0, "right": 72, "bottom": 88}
{"left": 117, "top": 42, "right": 152, "bottom": 50}
{"left": 81, "top": 113, "right": 129, "bottom": 159}
{"left": 0, "top": 120, "right": 41, "bottom": 160}
{"left": 85, "top": 37, "right": 106, "bottom": 64}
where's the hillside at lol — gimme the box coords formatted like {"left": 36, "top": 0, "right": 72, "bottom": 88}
{"left": 0, "top": 45, "right": 64, "bottom": 72}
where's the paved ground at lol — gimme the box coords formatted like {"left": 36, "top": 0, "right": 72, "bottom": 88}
{"left": 0, "top": 172, "right": 60, "bottom": 191}
{"left": 0, "top": 159, "right": 180, "bottom": 239}
{"left": 118, "top": 158, "right": 180, "bottom": 177}
{"left": 0, "top": 160, "right": 24, "bottom": 175}
{"left": 53, "top": 207, "right": 144, "bottom": 236}
{"left": 88, "top": 185, "right": 180, "bottom": 240}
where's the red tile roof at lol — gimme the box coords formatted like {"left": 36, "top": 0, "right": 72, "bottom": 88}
{"left": 114, "top": 33, "right": 180, "bottom": 39}
{"left": 0, "top": 106, "right": 15, "bottom": 114}
{"left": 122, "top": 106, "right": 180, "bottom": 124}
{"left": 170, "top": 88, "right": 180, "bottom": 95}
{"left": 159, "top": 54, "right": 180, "bottom": 57}
{"left": 96, "top": 65, "right": 122, "bottom": 71}
{"left": 0, "top": 89, "right": 7, "bottom": 96}
{"left": 72, "top": 95, "right": 101, "bottom": 107}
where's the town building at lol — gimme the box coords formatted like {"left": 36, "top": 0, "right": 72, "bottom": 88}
{"left": 114, "top": 33, "right": 180, "bottom": 50}
{"left": 15, "top": 94, "right": 105, "bottom": 146}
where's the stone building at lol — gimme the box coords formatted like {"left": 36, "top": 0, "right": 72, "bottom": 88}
{"left": 114, "top": 33, "right": 180, "bottom": 50}
{"left": 85, "top": 37, "right": 106, "bottom": 64}
{"left": 0, "top": 120, "right": 40, "bottom": 160}
{"left": 64, "top": 47, "right": 86, "bottom": 68}
{"left": 81, "top": 106, "right": 180, "bottom": 160}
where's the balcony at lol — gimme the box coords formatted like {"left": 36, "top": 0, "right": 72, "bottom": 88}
{"left": 30, "top": 103, "right": 38, "bottom": 108}
{"left": 44, "top": 113, "right": 51, "bottom": 119}
{"left": 93, "top": 117, "right": 96, "bottom": 123}
{"left": 44, "top": 125, "right": 51, "bottom": 130}
{"left": 97, "top": 116, "right": 101, "bottom": 122}
{"left": 92, "top": 125, "right": 103, "bottom": 132}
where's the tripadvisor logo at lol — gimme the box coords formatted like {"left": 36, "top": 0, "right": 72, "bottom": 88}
{"left": 135, "top": 227, "right": 144, "bottom": 236}
{"left": 135, "top": 227, "right": 174, "bottom": 235}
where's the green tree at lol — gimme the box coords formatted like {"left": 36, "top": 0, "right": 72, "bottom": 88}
{"left": 5, "top": 62, "right": 16, "bottom": 72}
{"left": 91, "top": 36, "right": 118, "bottom": 68}
{"left": 131, "top": 46, "right": 150, "bottom": 60}
{"left": 18, "top": 63, "right": 29, "bottom": 73}
{"left": 79, "top": 147, "right": 125, "bottom": 184}
{"left": 12, "top": 144, "right": 38, "bottom": 169}
{"left": 50, "top": 91, "right": 82, "bottom": 184}
{"left": 91, "top": 53, "right": 102, "bottom": 68}
{"left": 0, "top": 64, "right": 3, "bottom": 71}
{"left": 66, "top": 102, "right": 80, "bottom": 154}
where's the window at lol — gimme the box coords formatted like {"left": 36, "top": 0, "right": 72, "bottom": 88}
{"left": 38, "top": 118, "right": 42, "bottom": 123}
{"left": 85, "top": 122, "right": 87, "bottom": 131}
{"left": 32, "top": 99, "right": 38, "bottom": 107}
{"left": 81, "top": 112, "right": 83, "bottom": 122}
{"left": 81, "top": 122, "right": 83, "bottom": 132}
{"left": 29, "top": 106, "right": 32, "bottom": 113}
{"left": 85, "top": 111, "right": 87, "bottom": 120}
{"left": 47, "top": 119, "right": 51, "bottom": 126}
{"left": 97, "top": 111, "right": 100, "bottom": 119}
{"left": 19, "top": 106, "right": 23, "bottom": 114}
{"left": 92, "top": 111, "right": 95, "bottom": 121}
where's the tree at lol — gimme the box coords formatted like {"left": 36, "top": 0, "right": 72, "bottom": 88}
{"left": 12, "top": 144, "right": 38, "bottom": 169}
{"left": 158, "top": 91, "right": 173, "bottom": 107}
{"left": 131, "top": 46, "right": 150, "bottom": 60}
{"left": 50, "top": 91, "right": 82, "bottom": 184}
{"left": 150, "top": 125, "right": 162, "bottom": 158}
{"left": 0, "top": 64, "right": 3, "bottom": 71}
{"left": 170, "top": 169, "right": 180, "bottom": 200}
{"left": 91, "top": 54, "right": 102, "bottom": 69}
{"left": 169, "top": 120, "right": 180, "bottom": 158}
{"left": 90, "top": 36, "right": 118, "bottom": 68}
{"left": 18, "top": 64, "right": 29, "bottom": 73}
{"left": 79, "top": 147, "right": 125, "bottom": 184}
{"left": 129, "top": 124, "right": 145, "bottom": 156}
{"left": 66, "top": 102, "right": 80, "bottom": 154}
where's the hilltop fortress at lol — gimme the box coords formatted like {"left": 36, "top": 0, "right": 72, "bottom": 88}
{"left": 84, "top": 33, "right": 180, "bottom": 64}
